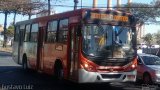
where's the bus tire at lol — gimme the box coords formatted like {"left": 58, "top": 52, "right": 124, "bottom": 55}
{"left": 54, "top": 61, "right": 64, "bottom": 82}
{"left": 22, "top": 55, "right": 28, "bottom": 70}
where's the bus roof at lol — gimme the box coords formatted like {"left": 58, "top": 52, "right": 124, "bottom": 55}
{"left": 15, "top": 8, "right": 132, "bottom": 26}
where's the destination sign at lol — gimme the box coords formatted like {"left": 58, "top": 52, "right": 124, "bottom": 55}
{"left": 90, "top": 13, "right": 129, "bottom": 22}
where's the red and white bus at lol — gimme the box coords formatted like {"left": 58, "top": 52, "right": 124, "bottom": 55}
{"left": 12, "top": 8, "right": 138, "bottom": 83}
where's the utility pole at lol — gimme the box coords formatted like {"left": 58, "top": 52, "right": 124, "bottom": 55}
{"left": 48, "top": 0, "right": 51, "bottom": 15}
{"left": 81, "top": 0, "right": 82, "bottom": 8}
{"left": 128, "top": 0, "right": 132, "bottom": 12}
{"left": 3, "top": 11, "right": 8, "bottom": 47}
{"left": 107, "top": 0, "right": 112, "bottom": 10}
{"left": 93, "top": 0, "right": 97, "bottom": 8}
{"left": 117, "top": 0, "right": 121, "bottom": 10}
{"left": 13, "top": 10, "right": 17, "bottom": 25}
{"left": 74, "top": 0, "right": 78, "bottom": 10}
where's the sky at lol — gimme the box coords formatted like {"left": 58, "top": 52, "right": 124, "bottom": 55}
{"left": 0, "top": 0, "right": 157, "bottom": 34}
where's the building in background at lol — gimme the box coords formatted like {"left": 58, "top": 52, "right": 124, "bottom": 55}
{"left": 137, "top": 23, "right": 160, "bottom": 44}
{"left": 137, "top": 24, "right": 145, "bottom": 44}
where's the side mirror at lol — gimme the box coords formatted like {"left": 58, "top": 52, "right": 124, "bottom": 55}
{"left": 137, "top": 58, "right": 143, "bottom": 65}
{"left": 138, "top": 61, "right": 143, "bottom": 65}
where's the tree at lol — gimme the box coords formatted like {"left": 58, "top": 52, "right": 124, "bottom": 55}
{"left": 6, "top": 25, "right": 14, "bottom": 37}
{"left": 123, "top": 2, "right": 160, "bottom": 25}
{"left": 0, "top": 0, "right": 46, "bottom": 47}
{"left": 142, "top": 33, "right": 153, "bottom": 47}
{"left": 122, "top": 2, "right": 160, "bottom": 46}
{"left": 154, "top": 30, "right": 160, "bottom": 45}
{"left": 1, "top": 25, "right": 14, "bottom": 37}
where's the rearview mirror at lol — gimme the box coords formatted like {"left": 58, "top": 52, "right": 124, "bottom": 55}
{"left": 138, "top": 61, "right": 143, "bottom": 65}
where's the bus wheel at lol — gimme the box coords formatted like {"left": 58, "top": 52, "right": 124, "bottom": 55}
{"left": 54, "top": 62, "right": 64, "bottom": 81}
{"left": 22, "top": 55, "right": 28, "bottom": 70}
{"left": 143, "top": 73, "right": 152, "bottom": 84}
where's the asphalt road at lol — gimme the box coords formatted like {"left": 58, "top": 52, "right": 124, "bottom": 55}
{"left": 0, "top": 51, "right": 159, "bottom": 90}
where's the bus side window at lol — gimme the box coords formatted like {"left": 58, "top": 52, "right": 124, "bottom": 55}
{"left": 19, "top": 25, "right": 25, "bottom": 44}
{"left": 58, "top": 19, "right": 68, "bottom": 43}
{"left": 47, "top": 21, "right": 57, "bottom": 43}
{"left": 30, "top": 23, "right": 38, "bottom": 42}
{"left": 24, "top": 24, "right": 31, "bottom": 42}
{"left": 14, "top": 26, "right": 19, "bottom": 42}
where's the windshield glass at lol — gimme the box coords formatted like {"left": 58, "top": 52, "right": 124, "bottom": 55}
{"left": 82, "top": 24, "right": 134, "bottom": 59}
{"left": 142, "top": 56, "right": 160, "bottom": 65}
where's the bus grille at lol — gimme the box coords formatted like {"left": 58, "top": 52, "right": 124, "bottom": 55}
{"left": 101, "top": 74, "right": 122, "bottom": 79}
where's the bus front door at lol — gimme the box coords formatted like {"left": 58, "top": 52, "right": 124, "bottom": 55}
{"left": 68, "top": 25, "right": 79, "bottom": 81}
{"left": 37, "top": 27, "right": 45, "bottom": 71}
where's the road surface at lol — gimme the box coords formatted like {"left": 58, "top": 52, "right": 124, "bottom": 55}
{"left": 0, "top": 51, "right": 159, "bottom": 90}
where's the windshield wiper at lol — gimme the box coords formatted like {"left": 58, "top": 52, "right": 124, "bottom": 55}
{"left": 96, "top": 23, "right": 105, "bottom": 34}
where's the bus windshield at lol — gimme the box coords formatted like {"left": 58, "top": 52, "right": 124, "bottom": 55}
{"left": 82, "top": 24, "right": 134, "bottom": 60}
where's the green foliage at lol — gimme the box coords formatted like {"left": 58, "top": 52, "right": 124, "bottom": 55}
{"left": 7, "top": 25, "right": 14, "bottom": 37}
{"left": 123, "top": 2, "right": 160, "bottom": 24}
{"left": 151, "top": 0, "right": 160, "bottom": 20}
{"left": 142, "top": 33, "right": 153, "bottom": 46}
{"left": 154, "top": 30, "right": 160, "bottom": 45}
{"left": 0, "top": 0, "right": 46, "bottom": 15}
{"left": 1, "top": 25, "right": 14, "bottom": 37}
{"left": 131, "top": 3, "right": 156, "bottom": 22}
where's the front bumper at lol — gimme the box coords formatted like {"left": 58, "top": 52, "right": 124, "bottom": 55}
{"left": 154, "top": 74, "right": 160, "bottom": 83}
{"left": 78, "top": 69, "right": 137, "bottom": 83}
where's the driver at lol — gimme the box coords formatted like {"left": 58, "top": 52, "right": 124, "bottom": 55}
{"left": 98, "top": 33, "right": 107, "bottom": 48}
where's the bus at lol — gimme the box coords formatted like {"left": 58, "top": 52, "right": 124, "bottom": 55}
{"left": 12, "top": 8, "right": 138, "bottom": 83}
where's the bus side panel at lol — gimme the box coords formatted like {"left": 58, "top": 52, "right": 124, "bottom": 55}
{"left": 24, "top": 42, "right": 37, "bottom": 69}
{"left": 42, "top": 43, "right": 68, "bottom": 78}
{"left": 42, "top": 44, "right": 56, "bottom": 74}
{"left": 12, "top": 42, "right": 19, "bottom": 64}
{"left": 19, "top": 45, "right": 24, "bottom": 65}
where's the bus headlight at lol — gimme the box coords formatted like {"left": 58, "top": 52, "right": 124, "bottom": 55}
{"left": 131, "top": 64, "right": 136, "bottom": 68}
{"left": 123, "top": 58, "right": 137, "bottom": 72}
{"left": 80, "top": 60, "right": 97, "bottom": 72}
